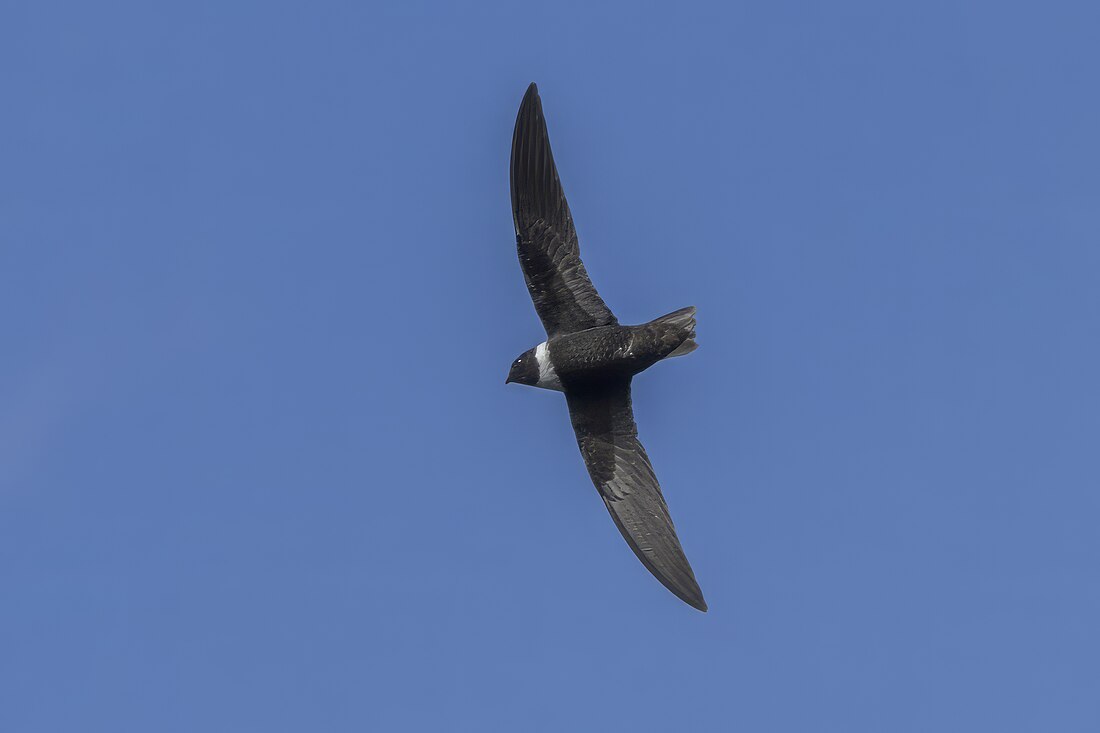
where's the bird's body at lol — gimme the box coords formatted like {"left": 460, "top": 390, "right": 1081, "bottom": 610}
{"left": 524, "top": 308, "right": 698, "bottom": 392}
{"left": 505, "top": 83, "right": 708, "bottom": 612}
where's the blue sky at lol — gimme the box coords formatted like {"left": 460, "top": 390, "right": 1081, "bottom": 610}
{"left": 3, "top": 1, "right": 1099, "bottom": 730}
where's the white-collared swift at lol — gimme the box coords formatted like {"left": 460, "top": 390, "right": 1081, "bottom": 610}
{"left": 505, "top": 83, "right": 707, "bottom": 612}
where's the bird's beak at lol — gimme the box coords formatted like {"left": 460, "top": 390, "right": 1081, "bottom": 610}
{"left": 505, "top": 375, "right": 514, "bottom": 385}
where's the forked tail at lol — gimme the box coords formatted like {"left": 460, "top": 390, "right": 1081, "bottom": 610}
{"left": 651, "top": 306, "right": 698, "bottom": 358}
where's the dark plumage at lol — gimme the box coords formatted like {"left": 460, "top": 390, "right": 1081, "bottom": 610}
{"left": 505, "top": 83, "right": 707, "bottom": 612}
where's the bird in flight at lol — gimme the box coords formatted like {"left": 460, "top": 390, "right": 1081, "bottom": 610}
{"left": 505, "top": 83, "right": 707, "bottom": 612}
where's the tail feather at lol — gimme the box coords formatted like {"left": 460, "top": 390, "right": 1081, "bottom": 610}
{"left": 652, "top": 306, "right": 696, "bottom": 330}
{"left": 651, "top": 306, "right": 698, "bottom": 359}
{"left": 667, "top": 338, "right": 698, "bottom": 358}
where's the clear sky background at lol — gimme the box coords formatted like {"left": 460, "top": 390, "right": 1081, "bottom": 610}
{"left": 3, "top": 1, "right": 1099, "bottom": 731}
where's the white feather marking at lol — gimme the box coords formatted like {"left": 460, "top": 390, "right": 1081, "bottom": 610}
{"left": 534, "top": 341, "right": 564, "bottom": 391}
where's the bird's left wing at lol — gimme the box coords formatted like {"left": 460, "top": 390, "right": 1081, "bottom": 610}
{"left": 565, "top": 380, "right": 707, "bottom": 611}
{"left": 510, "top": 83, "right": 618, "bottom": 337}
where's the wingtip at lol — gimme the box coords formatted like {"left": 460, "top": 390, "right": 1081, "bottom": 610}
{"left": 675, "top": 584, "right": 708, "bottom": 612}
{"left": 520, "top": 82, "right": 540, "bottom": 112}
{"left": 661, "top": 570, "right": 709, "bottom": 612}
{"left": 601, "top": 496, "right": 709, "bottom": 614}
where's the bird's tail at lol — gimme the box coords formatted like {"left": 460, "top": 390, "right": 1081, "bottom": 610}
{"left": 651, "top": 306, "right": 698, "bottom": 358}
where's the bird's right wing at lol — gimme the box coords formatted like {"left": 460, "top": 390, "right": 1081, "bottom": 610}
{"left": 565, "top": 379, "right": 707, "bottom": 611}
{"left": 510, "top": 83, "right": 618, "bottom": 337}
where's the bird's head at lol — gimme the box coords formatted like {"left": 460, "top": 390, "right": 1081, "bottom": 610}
{"left": 505, "top": 348, "right": 540, "bottom": 386}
